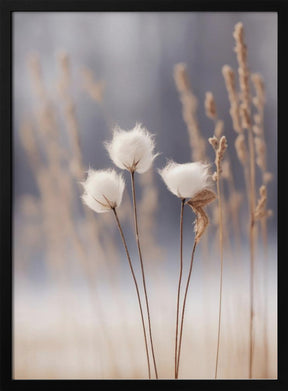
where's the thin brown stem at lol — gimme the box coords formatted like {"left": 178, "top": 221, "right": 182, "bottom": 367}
{"left": 112, "top": 207, "right": 151, "bottom": 379}
{"left": 175, "top": 198, "right": 186, "bottom": 379}
{"left": 176, "top": 240, "right": 197, "bottom": 378}
{"left": 248, "top": 126, "right": 256, "bottom": 379}
{"left": 215, "top": 175, "right": 224, "bottom": 379}
{"left": 130, "top": 171, "right": 159, "bottom": 379}
{"left": 261, "top": 217, "right": 269, "bottom": 377}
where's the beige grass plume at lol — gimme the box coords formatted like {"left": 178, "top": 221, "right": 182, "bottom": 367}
{"left": 82, "top": 67, "right": 105, "bottom": 104}
{"left": 222, "top": 65, "right": 242, "bottom": 133}
{"left": 205, "top": 92, "right": 217, "bottom": 121}
{"left": 174, "top": 63, "right": 206, "bottom": 161}
{"left": 254, "top": 185, "right": 272, "bottom": 221}
{"left": 209, "top": 136, "right": 228, "bottom": 181}
{"left": 233, "top": 22, "right": 251, "bottom": 114}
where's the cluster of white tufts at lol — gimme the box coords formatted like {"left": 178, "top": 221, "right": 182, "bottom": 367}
{"left": 81, "top": 124, "right": 157, "bottom": 212}
{"left": 81, "top": 123, "right": 212, "bottom": 213}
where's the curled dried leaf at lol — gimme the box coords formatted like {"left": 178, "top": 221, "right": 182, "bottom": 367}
{"left": 186, "top": 189, "right": 216, "bottom": 242}
{"left": 187, "top": 188, "right": 217, "bottom": 209}
{"left": 193, "top": 206, "right": 209, "bottom": 243}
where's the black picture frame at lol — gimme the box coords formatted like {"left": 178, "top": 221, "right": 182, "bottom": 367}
{"left": 1, "top": 1, "right": 287, "bottom": 390}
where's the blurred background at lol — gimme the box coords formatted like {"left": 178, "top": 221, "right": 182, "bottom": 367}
{"left": 13, "top": 12, "right": 277, "bottom": 379}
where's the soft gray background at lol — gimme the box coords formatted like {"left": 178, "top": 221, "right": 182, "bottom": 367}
{"left": 13, "top": 12, "right": 277, "bottom": 239}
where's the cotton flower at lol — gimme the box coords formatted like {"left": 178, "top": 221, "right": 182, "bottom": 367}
{"left": 159, "top": 161, "right": 211, "bottom": 199}
{"left": 105, "top": 123, "right": 158, "bottom": 174}
{"left": 81, "top": 169, "right": 125, "bottom": 213}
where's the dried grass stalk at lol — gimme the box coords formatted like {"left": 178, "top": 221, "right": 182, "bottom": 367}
{"left": 208, "top": 134, "right": 227, "bottom": 378}
{"left": 205, "top": 92, "right": 217, "bottom": 120}
{"left": 222, "top": 65, "right": 242, "bottom": 133}
{"left": 254, "top": 186, "right": 272, "bottom": 221}
{"left": 174, "top": 63, "right": 206, "bottom": 161}
{"left": 233, "top": 22, "right": 257, "bottom": 379}
{"left": 235, "top": 134, "right": 248, "bottom": 166}
{"left": 234, "top": 23, "right": 251, "bottom": 115}
{"left": 82, "top": 67, "right": 105, "bottom": 103}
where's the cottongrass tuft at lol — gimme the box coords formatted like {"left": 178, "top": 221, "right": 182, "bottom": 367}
{"left": 159, "top": 161, "right": 211, "bottom": 199}
{"left": 81, "top": 168, "right": 125, "bottom": 213}
{"left": 105, "top": 123, "right": 158, "bottom": 174}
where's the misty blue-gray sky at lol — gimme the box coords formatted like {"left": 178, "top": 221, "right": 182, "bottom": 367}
{"left": 13, "top": 12, "right": 277, "bottom": 238}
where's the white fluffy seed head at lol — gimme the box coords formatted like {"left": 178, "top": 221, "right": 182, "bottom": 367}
{"left": 81, "top": 169, "right": 125, "bottom": 213}
{"left": 159, "top": 161, "right": 211, "bottom": 199}
{"left": 105, "top": 123, "right": 158, "bottom": 174}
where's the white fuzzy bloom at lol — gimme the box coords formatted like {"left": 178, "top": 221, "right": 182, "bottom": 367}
{"left": 159, "top": 161, "right": 211, "bottom": 199}
{"left": 105, "top": 123, "right": 158, "bottom": 173}
{"left": 81, "top": 169, "right": 125, "bottom": 213}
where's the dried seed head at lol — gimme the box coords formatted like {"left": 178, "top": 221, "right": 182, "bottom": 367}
{"left": 240, "top": 103, "right": 251, "bottom": 129}
{"left": 208, "top": 135, "right": 219, "bottom": 151}
{"left": 174, "top": 63, "right": 206, "bottom": 161}
{"left": 235, "top": 134, "right": 247, "bottom": 166}
{"left": 209, "top": 135, "right": 227, "bottom": 177}
{"left": 216, "top": 136, "right": 228, "bottom": 172}
{"left": 222, "top": 65, "right": 242, "bottom": 133}
{"left": 205, "top": 92, "right": 217, "bottom": 120}
{"left": 233, "top": 22, "right": 251, "bottom": 109}
{"left": 254, "top": 185, "right": 271, "bottom": 220}
{"left": 251, "top": 73, "right": 265, "bottom": 108}
{"left": 173, "top": 63, "right": 191, "bottom": 93}
{"left": 254, "top": 136, "right": 266, "bottom": 172}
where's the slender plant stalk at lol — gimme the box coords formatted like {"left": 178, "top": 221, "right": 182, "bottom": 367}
{"left": 112, "top": 207, "right": 151, "bottom": 379}
{"left": 130, "top": 171, "right": 159, "bottom": 379}
{"left": 176, "top": 241, "right": 197, "bottom": 378}
{"left": 175, "top": 198, "right": 186, "bottom": 379}
{"left": 261, "top": 217, "right": 269, "bottom": 377}
{"left": 215, "top": 174, "right": 224, "bottom": 378}
{"left": 247, "top": 126, "right": 256, "bottom": 379}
